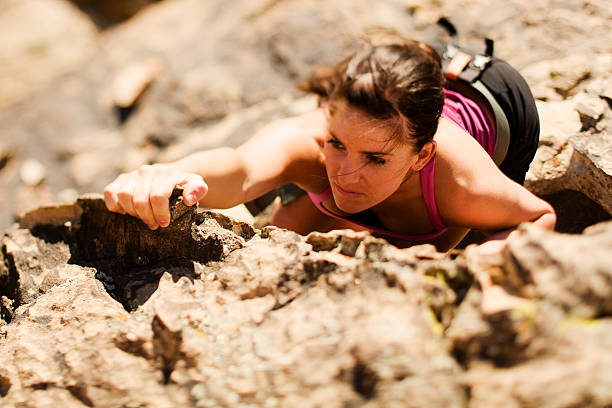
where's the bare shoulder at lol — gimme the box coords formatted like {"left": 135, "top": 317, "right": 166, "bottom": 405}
{"left": 433, "top": 118, "right": 539, "bottom": 229}
{"left": 236, "top": 108, "right": 328, "bottom": 192}
{"left": 433, "top": 118, "right": 503, "bottom": 193}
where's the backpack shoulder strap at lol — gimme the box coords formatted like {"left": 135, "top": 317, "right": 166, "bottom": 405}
{"left": 433, "top": 18, "right": 510, "bottom": 165}
{"left": 471, "top": 81, "right": 510, "bottom": 165}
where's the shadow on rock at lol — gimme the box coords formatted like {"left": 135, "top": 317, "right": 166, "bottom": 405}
{"left": 13, "top": 188, "right": 254, "bottom": 312}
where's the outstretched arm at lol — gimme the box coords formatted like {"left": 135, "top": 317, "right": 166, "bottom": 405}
{"left": 434, "top": 120, "right": 556, "bottom": 251}
{"left": 104, "top": 108, "right": 327, "bottom": 229}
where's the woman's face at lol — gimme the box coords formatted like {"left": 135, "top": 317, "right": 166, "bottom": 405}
{"left": 323, "top": 99, "right": 419, "bottom": 214}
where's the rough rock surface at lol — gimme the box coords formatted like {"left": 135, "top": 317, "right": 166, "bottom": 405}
{"left": 525, "top": 89, "right": 612, "bottom": 230}
{"left": 1, "top": 193, "right": 612, "bottom": 407}
{"left": 1, "top": 1, "right": 612, "bottom": 406}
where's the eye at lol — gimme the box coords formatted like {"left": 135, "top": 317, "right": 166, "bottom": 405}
{"left": 326, "top": 139, "right": 345, "bottom": 150}
{"left": 366, "top": 154, "right": 386, "bottom": 165}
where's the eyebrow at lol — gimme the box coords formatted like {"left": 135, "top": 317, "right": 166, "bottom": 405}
{"left": 328, "top": 131, "right": 393, "bottom": 156}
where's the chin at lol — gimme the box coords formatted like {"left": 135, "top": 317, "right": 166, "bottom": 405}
{"left": 334, "top": 197, "right": 368, "bottom": 214}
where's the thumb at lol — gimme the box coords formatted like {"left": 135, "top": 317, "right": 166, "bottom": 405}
{"left": 178, "top": 174, "right": 208, "bottom": 206}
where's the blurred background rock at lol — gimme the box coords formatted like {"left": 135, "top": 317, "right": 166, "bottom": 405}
{"left": 0, "top": 0, "right": 610, "bottom": 234}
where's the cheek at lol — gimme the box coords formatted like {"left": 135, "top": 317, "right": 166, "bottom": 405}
{"left": 323, "top": 147, "right": 340, "bottom": 171}
{"left": 364, "top": 166, "right": 406, "bottom": 184}
{"left": 361, "top": 167, "right": 409, "bottom": 194}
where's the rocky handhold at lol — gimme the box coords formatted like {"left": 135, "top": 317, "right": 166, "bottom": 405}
{"left": 573, "top": 92, "right": 608, "bottom": 132}
{"left": 69, "top": 189, "right": 247, "bottom": 268}
{"left": 2, "top": 189, "right": 248, "bottom": 319}
{"left": 507, "top": 222, "right": 612, "bottom": 318}
{"left": 526, "top": 92, "right": 612, "bottom": 223}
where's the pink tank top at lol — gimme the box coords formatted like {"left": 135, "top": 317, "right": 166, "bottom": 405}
{"left": 308, "top": 89, "right": 495, "bottom": 241}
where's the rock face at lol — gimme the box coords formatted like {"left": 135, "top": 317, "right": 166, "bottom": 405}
{"left": 1, "top": 1, "right": 612, "bottom": 406}
{"left": 524, "top": 88, "right": 612, "bottom": 232}
{"left": 1, "top": 193, "right": 612, "bottom": 407}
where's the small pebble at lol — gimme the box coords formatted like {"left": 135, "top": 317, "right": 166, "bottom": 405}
{"left": 57, "top": 188, "right": 79, "bottom": 203}
{"left": 20, "top": 158, "right": 46, "bottom": 186}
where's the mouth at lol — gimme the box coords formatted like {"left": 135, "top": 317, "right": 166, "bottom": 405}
{"left": 333, "top": 182, "right": 362, "bottom": 197}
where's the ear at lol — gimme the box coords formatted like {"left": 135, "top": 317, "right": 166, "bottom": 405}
{"left": 410, "top": 141, "right": 437, "bottom": 171}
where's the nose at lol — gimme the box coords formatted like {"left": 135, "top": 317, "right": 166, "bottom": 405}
{"left": 335, "top": 160, "right": 362, "bottom": 184}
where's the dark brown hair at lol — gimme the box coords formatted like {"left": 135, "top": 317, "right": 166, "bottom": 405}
{"left": 299, "top": 31, "right": 445, "bottom": 150}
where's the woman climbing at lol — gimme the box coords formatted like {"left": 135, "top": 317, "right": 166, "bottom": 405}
{"left": 103, "top": 31, "right": 555, "bottom": 252}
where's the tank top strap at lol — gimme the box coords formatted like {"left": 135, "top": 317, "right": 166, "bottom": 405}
{"left": 419, "top": 156, "right": 448, "bottom": 231}
{"left": 307, "top": 176, "right": 448, "bottom": 241}
{"left": 308, "top": 186, "right": 333, "bottom": 203}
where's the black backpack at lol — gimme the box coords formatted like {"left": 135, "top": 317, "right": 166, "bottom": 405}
{"left": 431, "top": 18, "right": 511, "bottom": 166}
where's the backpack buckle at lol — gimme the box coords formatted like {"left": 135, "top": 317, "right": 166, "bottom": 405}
{"left": 445, "top": 51, "right": 472, "bottom": 81}
{"left": 471, "top": 54, "right": 491, "bottom": 70}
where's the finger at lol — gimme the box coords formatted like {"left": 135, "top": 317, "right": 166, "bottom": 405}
{"left": 132, "top": 169, "right": 159, "bottom": 229}
{"left": 104, "top": 180, "right": 125, "bottom": 214}
{"left": 149, "top": 179, "right": 175, "bottom": 228}
{"left": 116, "top": 176, "right": 138, "bottom": 217}
{"left": 178, "top": 174, "right": 208, "bottom": 206}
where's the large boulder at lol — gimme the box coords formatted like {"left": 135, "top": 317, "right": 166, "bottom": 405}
{"left": 1, "top": 193, "right": 612, "bottom": 407}
{"left": 525, "top": 88, "right": 612, "bottom": 232}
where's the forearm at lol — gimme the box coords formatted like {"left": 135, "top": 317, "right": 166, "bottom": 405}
{"left": 104, "top": 109, "right": 324, "bottom": 227}
{"left": 484, "top": 208, "right": 557, "bottom": 242}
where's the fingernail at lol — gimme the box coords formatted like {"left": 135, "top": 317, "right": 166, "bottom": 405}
{"left": 188, "top": 193, "right": 198, "bottom": 205}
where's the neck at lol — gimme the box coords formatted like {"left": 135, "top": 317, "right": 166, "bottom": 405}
{"left": 371, "top": 168, "right": 421, "bottom": 215}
